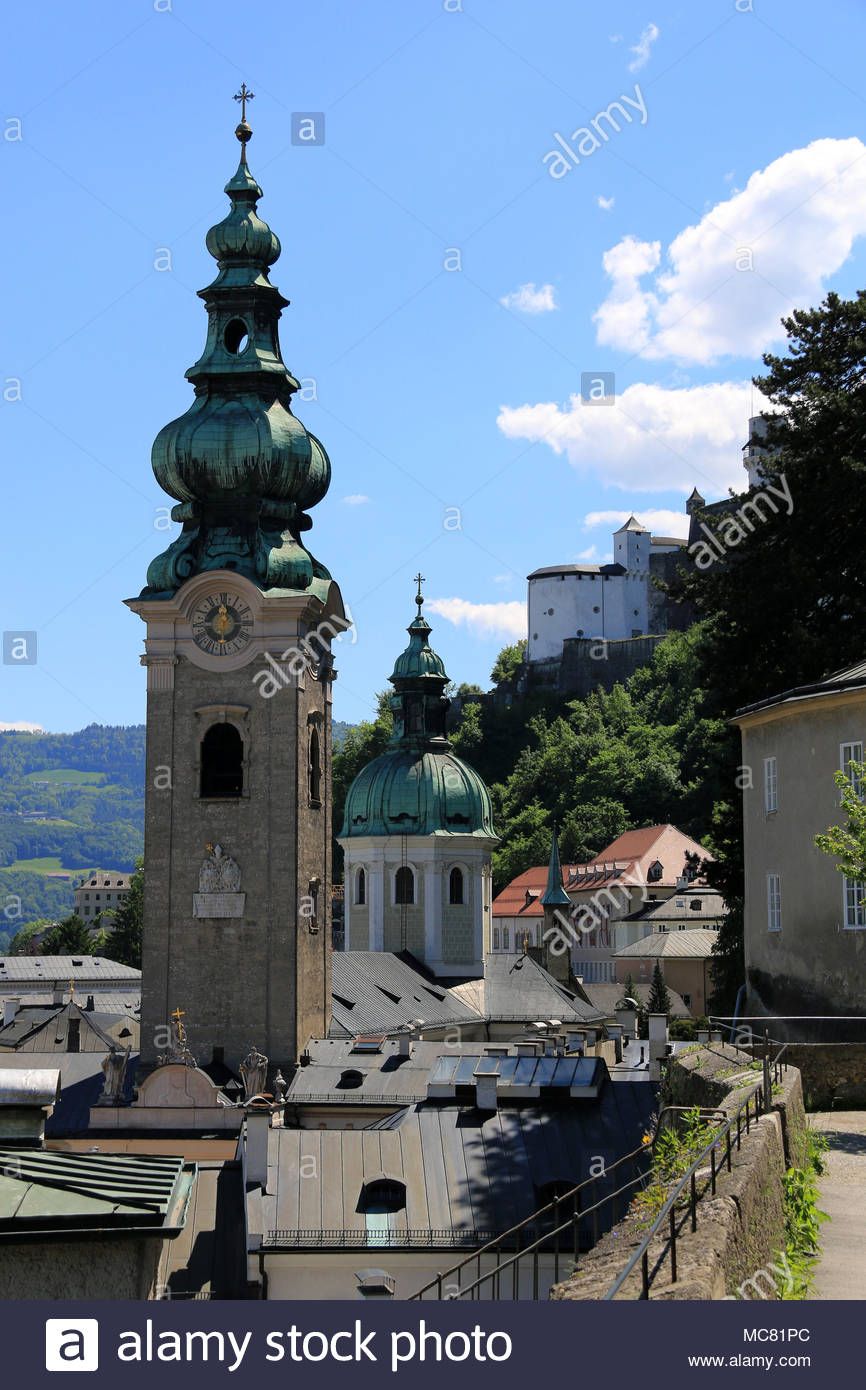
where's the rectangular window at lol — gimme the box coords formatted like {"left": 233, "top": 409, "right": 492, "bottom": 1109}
{"left": 502, "top": 925, "right": 510, "bottom": 950}
{"left": 763, "top": 756, "right": 778, "bottom": 813}
{"left": 843, "top": 877, "right": 866, "bottom": 930}
{"left": 840, "top": 741, "right": 864, "bottom": 797}
{"left": 767, "top": 874, "right": 782, "bottom": 932}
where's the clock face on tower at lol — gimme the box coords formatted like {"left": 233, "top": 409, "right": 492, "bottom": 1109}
{"left": 191, "top": 592, "right": 253, "bottom": 657}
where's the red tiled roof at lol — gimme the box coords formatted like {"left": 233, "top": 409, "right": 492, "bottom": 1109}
{"left": 492, "top": 824, "right": 713, "bottom": 917}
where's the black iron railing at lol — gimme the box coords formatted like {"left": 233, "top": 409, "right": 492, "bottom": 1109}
{"left": 603, "top": 1059, "right": 787, "bottom": 1300}
{"left": 263, "top": 1228, "right": 496, "bottom": 1249}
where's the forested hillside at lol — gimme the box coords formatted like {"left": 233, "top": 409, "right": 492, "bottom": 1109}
{"left": 0, "top": 725, "right": 145, "bottom": 933}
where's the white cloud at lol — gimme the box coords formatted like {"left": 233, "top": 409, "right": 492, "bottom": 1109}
{"left": 497, "top": 379, "right": 764, "bottom": 494}
{"left": 597, "top": 195, "right": 616, "bottom": 211}
{"left": 426, "top": 598, "right": 526, "bottom": 641}
{"left": 0, "top": 721, "right": 43, "bottom": 733}
{"left": 628, "top": 22, "right": 659, "bottom": 72}
{"left": 576, "top": 545, "right": 599, "bottom": 561}
{"left": 584, "top": 508, "right": 690, "bottom": 538}
{"left": 342, "top": 494, "right": 370, "bottom": 506}
{"left": 492, "top": 573, "right": 513, "bottom": 585}
{"left": 594, "top": 137, "right": 866, "bottom": 364}
{"left": 499, "top": 282, "right": 558, "bottom": 314}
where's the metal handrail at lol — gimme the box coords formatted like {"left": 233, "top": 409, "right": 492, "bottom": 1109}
{"left": 603, "top": 1056, "right": 787, "bottom": 1300}
{"left": 408, "top": 1104, "right": 714, "bottom": 1301}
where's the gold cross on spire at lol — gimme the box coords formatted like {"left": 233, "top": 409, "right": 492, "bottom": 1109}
{"left": 171, "top": 1007, "right": 185, "bottom": 1024}
{"left": 233, "top": 83, "right": 255, "bottom": 122}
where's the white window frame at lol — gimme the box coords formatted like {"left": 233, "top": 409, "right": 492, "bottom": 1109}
{"left": 763, "top": 756, "right": 778, "bottom": 814}
{"left": 767, "top": 874, "right": 782, "bottom": 932}
{"left": 493, "top": 926, "right": 501, "bottom": 951}
{"left": 843, "top": 876, "right": 866, "bottom": 930}
{"left": 502, "top": 925, "right": 510, "bottom": 950}
{"left": 840, "top": 741, "right": 864, "bottom": 799}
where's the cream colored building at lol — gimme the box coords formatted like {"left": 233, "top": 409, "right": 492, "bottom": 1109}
{"left": 75, "top": 872, "right": 133, "bottom": 922}
{"left": 733, "top": 661, "right": 866, "bottom": 1023}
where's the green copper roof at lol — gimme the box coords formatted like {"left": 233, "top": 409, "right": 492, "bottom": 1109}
{"left": 541, "top": 829, "right": 571, "bottom": 907}
{"left": 341, "top": 747, "right": 495, "bottom": 839}
{"left": 341, "top": 580, "right": 496, "bottom": 840}
{"left": 142, "top": 94, "right": 332, "bottom": 599}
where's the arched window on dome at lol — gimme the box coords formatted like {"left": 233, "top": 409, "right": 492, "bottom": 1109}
{"left": 308, "top": 726, "right": 322, "bottom": 805}
{"left": 395, "top": 866, "right": 414, "bottom": 906}
{"left": 449, "top": 866, "right": 464, "bottom": 905}
{"left": 200, "top": 723, "right": 244, "bottom": 798}
{"left": 355, "top": 867, "right": 366, "bottom": 906}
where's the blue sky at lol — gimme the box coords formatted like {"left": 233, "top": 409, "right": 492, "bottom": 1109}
{"left": 3, "top": 0, "right": 866, "bottom": 732}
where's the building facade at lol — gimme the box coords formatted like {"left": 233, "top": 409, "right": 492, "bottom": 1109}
{"left": 128, "top": 105, "right": 344, "bottom": 1071}
{"left": 339, "top": 586, "right": 498, "bottom": 978}
{"left": 75, "top": 872, "right": 132, "bottom": 923}
{"left": 527, "top": 516, "right": 687, "bottom": 667}
{"left": 733, "top": 661, "right": 866, "bottom": 1024}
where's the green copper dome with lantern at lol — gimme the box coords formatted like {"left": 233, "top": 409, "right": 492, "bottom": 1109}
{"left": 143, "top": 87, "right": 332, "bottom": 599}
{"left": 341, "top": 580, "right": 496, "bottom": 840}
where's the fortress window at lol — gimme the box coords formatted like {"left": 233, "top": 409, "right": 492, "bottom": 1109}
{"left": 200, "top": 723, "right": 244, "bottom": 798}
{"left": 395, "top": 866, "right": 414, "bottom": 905}
{"left": 449, "top": 867, "right": 464, "bottom": 905}
{"left": 308, "top": 726, "right": 322, "bottom": 805}
{"left": 356, "top": 867, "right": 366, "bottom": 906}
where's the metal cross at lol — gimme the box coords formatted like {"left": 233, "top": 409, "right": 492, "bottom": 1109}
{"left": 233, "top": 83, "right": 255, "bottom": 122}
{"left": 414, "top": 572, "right": 425, "bottom": 610}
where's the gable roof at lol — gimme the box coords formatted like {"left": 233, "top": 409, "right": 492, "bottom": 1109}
{"left": 330, "top": 952, "right": 480, "bottom": 1038}
{"left": 734, "top": 660, "right": 866, "bottom": 720}
{"left": 449, "top": 953, "right": 605, "bottom": 1024}
{"left": 0, "top": 1146, "right": 193, "bottom": 1237}
{"left": 0, "top": 957, "right": 140, "bottom": 985}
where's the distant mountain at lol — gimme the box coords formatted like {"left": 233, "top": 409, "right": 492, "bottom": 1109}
{"left": 0, "top": 724, "right": 146, "bottom": 928}
{"left": 332, "top": 721, "right": 354, "bottom": 749}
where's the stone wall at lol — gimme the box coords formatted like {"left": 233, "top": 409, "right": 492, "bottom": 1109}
{"left": 551, "top": 1045, "right": 806, "bottom": 1300}
{"left": 777, "top": 1044, "right": 866, "bottom": 1111}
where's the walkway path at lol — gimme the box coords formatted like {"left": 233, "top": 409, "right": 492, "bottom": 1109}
{"left": 809, "top": 1111, "right": 866, "bottom": 1300}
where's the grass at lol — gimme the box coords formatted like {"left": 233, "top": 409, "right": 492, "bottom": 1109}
{"left": 23, "top": 768, "right": 105, "bottom": 786}
{"left": 777, "top": 1129, "right": 830, "bottom": 1299}
{"left": 1, "top": 857, "right": 81, "bottom": 874}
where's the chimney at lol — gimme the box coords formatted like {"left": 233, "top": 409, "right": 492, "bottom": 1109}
{"left": 607, "top": 1024, "right": 623, "bottom": 1063}
{"left": 398, "top": 1034, "right": 413, "bottom": 1057}
{"left": 3, "top": 999, "right": 19, "bottom": 1028}
{"left": 475, "top": 1075, "right": 498, "bottom": 1111}
{"left": 85, "top": 995, "right": 95, "bottom": 1012}
{"left": 515, "top": 1041, "right": 543, "bottom": 1056}
{"left": 245, "top": 1103, "right": 271, "bottom": 1191}
{"left": 615, "top": 1005, "right": 637, "bottom": 1039}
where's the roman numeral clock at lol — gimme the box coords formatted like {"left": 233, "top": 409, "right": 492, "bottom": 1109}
{"left": 126, "top": 93, "right": 345, "bottom": 1075}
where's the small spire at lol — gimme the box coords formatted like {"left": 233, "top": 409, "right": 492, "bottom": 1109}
{"left": 233, "top": 82, "right": 255, "bottom": 161}
{"left": 541, "top": 825, "right": 571, "bottom": 907}
{"left": 414, "top": 572, "right": 425, "bottom": 616}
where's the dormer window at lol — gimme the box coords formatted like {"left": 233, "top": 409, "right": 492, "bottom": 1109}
{"left": 647, "top": 861, "right": 663, "bottom": 883}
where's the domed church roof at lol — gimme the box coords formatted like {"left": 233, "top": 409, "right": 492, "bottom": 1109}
{"left": 340, "top": 578, "right": 497, "bottom": 841}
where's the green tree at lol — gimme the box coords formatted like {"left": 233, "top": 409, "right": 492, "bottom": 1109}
{"left": 490, "top": 640, "right": 526, "bottom": 687}
{"left": 647, "top": 959, "right": 672, "bottom": 1016}
{"left": 108, "top": 859, "right": 144, "bottom": 968}
{"left": 815, "top": 760, "right": 866, "bottom": 884}
{"left": 40, "top": 914, "right": 103, "bottom": 955}
{"left": 332, "top": 692, "right": 393, "bottom": 882}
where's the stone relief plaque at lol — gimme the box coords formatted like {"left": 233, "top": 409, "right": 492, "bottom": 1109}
{"left": 193, "top": 843, "right": 245, "bottom": 919}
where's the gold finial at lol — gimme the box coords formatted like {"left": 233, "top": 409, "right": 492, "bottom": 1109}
{"left": 233, "top": 83, "right": 255, "bottom": 150}
{"left": 414, "top": 572, "right": 425, "bottom": 614}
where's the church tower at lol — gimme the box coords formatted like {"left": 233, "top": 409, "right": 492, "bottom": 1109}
{"left": 339, "top": 579, "right": 497, "bottom": 978}
{"left": 127, "top": 91, "right": 345, "bottom": 1072}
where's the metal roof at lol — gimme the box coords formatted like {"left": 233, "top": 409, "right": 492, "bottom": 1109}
{"left": 0, "top": 1002, "right": 138, "bottom": 1053}
{"left": 0, "top": 1146, "right": 193, "bottom": 1236}
{"left": 259, "top": 1077, "right": 656, "bottom": 1249}
{"left": 0, "top": 1053, "right": 138, "bottom": 1136}
{"left": 454, "top": 954, "right": 605, "bottom": 1024}
{"left": 0, "top": 1069, "right": 60, "bottom": 1107}
{"left": 330, "top": 953, "right": 481, "bottom": 1037}
{"left": 0, "top": 957, "right": 141, "bottom": 983}
{"left": 613, "top": 928, "right": 719, "bottom": 959}
{"left": 734, "top": 659, "right": 866, "bottom": 719}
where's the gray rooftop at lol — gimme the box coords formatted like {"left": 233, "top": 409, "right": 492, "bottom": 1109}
{"left": 449, "top": 953, "right": 606, "bottom": 1025}
{"left": 330, "top": 952, "right": 481, "bottom": 1037}
{"left": 259, "top": 1075, "right": 656, "bottom": 1250}
{"left": 0, "top": 956, "right": 141, "bottom": 984}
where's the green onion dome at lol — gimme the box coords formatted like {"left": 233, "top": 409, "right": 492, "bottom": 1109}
{"left": 341, "top": 580, "right": 497, "bottom": 841}
{"left": 142, "top": 104, "right": 332, "bottom": 598}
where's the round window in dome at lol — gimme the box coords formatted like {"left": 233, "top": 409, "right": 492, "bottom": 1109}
{"left": 224, "top": 318, "right": 250, "bottom": 355}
